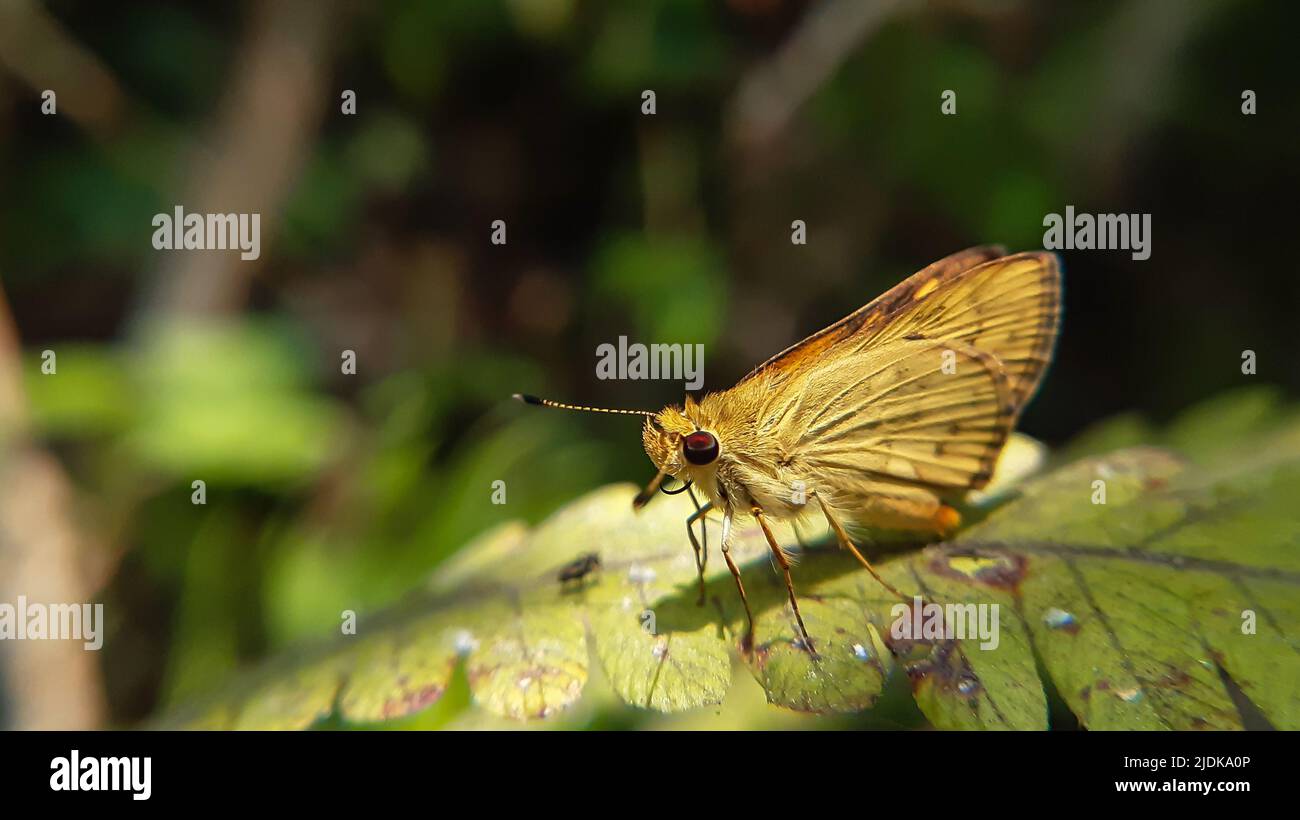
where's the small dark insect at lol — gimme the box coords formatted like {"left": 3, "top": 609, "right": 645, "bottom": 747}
{"left": 557, "top": 552, "right": 602, "bottom": 587}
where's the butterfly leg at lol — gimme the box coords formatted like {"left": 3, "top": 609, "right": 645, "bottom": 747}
{"left": 684, "top": 493, "right": 713, "bottom": 605}
{"left": 811, "top": 491, "right": 909, "bottom": 602}
{"left": 753, "top": 506, "right": 817, "bottom": 657}
{"left": 719, "top": 509, "right": 756, "bottom": 653}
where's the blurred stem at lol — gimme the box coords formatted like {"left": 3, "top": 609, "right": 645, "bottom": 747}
{"left": 726, "top": 0, "right": 909, "bottom": 151}
{"left": 0, "top": 0, "right": 127, "bottom": 136}
{"left": 0, "top": 283, "right": 107, "bottom": 729}
{"left": 134, "top": 0, "right": 342, "bottom": 322}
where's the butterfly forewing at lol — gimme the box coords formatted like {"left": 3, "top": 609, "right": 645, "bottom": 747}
{"left": 723, "top": 249, "right": 1060, "bottom": 529}
{"left": 860, "top": 252, "right": 1061, "bottom": 410}
{"left": 744, "top": 245, "right": 1006, "bottom": 383}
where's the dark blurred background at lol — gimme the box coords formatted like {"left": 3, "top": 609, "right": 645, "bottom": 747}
{"left": 0, "top": 0, "right": 1295, "bottom": 729}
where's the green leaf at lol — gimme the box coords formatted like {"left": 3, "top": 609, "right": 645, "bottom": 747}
{"left": 974, "top": 448, "right": 1300, "bottom": 729}
{"left": 591, "top": 233, "right": 727, "bottom": 345}
{"left": 160, "top": 397, "right": 1300, "bottom": 730}
{"left": 126, "top": 319, "right": 348, "bottom": 485}
{"left": 22, "top": 345, "right": 135, "bottom": 436}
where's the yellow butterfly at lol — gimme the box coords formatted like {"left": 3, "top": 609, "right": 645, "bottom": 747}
{"left": 517, "top": 245, "right": 1061, "bottom": 655}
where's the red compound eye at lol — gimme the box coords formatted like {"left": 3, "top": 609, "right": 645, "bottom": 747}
{"left": 683, "top": 431, "right": 719, "bottom": 465}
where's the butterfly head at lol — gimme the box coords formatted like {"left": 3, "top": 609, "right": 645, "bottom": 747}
{"left": 639, "top": 399, "right": 724, "bottom": 502}
{"left": 641, "top": 406, "right": 688, "bottom": 476}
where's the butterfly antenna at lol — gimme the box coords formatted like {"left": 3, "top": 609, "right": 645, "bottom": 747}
{"left": 515, "top": 393, "right": 670, "bottom": 510}
{"left": 513, "top": 393, "right": 657, "bottom": 419}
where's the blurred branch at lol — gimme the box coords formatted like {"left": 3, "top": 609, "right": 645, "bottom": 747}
{"left": 136, "top": 0, "right": 342, "bottom": 320}
{"left": 726, "top": 0, "right": 910, "bottom": 151}
{"left": 0, "top": 283, "right": 106, "bottom": 729}
{"left": 1074, "top": 0, "right": 1220, "bottom": 189}
{"left": 0, "top": 0, "right": 127, "bottom": 136}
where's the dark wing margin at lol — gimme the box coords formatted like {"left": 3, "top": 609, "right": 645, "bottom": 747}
{"left": 742, "top": 245, "right": 1008, "bottom": 384}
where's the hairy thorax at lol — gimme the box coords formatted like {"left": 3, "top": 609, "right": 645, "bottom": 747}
{"left": 643, "top": 389, "right": 808, "bottom": 520}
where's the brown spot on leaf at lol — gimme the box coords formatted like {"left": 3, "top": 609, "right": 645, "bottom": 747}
{"left": 382, "top": 684, "right": 445, "bottom": 719}
{"left": 885, "top": 625, "right": 980, "bottom": 699}
{"left": 1156, "top": 669, "right": 1192, "bottom": 689}
{"left": 928, "top": 549, "right": 1028, "bottom": 591}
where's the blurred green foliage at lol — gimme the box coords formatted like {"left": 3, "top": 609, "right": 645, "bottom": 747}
{"left": 161, "top": 388, "right": 1300, "bottom": 731}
